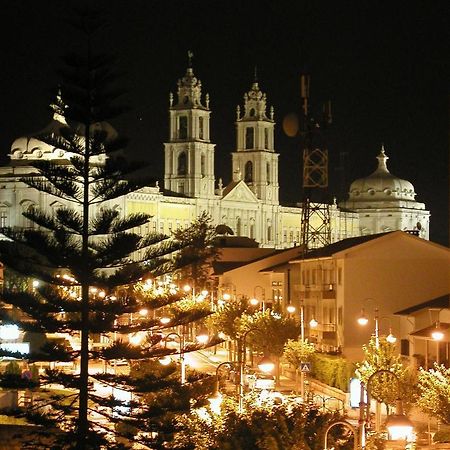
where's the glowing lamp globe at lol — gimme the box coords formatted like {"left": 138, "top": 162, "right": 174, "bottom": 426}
{"left": 250, "top": 298, "right": 259, "bottom": 306}
{"left": 386, "top": 402, "right": 414, "bottom": 442}
{"left": 223, "top": 293, "right": 231, "bottom": 301}
{"left": 286, "top": 305, "right": 296, "bottom": 314}
{"left": 357, "top": 316, "right": 369, "bottom": 326}
{"left": 432, "top": 328, "right": 444, "bottom": 341}
{"left": 258, "top": 356, "right": 275, "bottom": 373}
{"left": 386, "top": 333, "right": 397, "bottom": 344}
{"left": 0, "top": 324, "right": 20, "bottom": 340}
{"left": 309, "top": 318, "right": 318, "bottom": 328}
{"left": 196, "top": 333, "right": 209, "bottom": 345}
{"left": 208, "top": 390, "right": 223, "bottom": 415}
{"left": 158, "top": 356, "right": 172, "bottom": 366}
{"left": 160, "top": 317, "right": 171, "bottom": 325}
{"left": 129, "top": 333, "right": 144, "bottom": 346}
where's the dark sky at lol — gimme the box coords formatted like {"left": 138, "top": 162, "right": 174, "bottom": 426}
{"left": 1, "top": 1, "right": 449, "bottom": 245}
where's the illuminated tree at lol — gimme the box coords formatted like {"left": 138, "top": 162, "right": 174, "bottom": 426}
{"left": 172, "top": 212, "right": 219, "bottom": 291}
{"left": 240, "top": 310, "right": 299, "bottom": 383}
{"left": 355, "top": 336, "right": 416, "bottom": 413}
{"left": 417, "top": 364, "right": 450, "bottom": 424}
{"left": 283, "top": 339, "right": 315, "bottom": 393}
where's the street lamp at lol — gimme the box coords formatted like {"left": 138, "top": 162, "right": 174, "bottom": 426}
{"left": 359, "top": 369, "right": 414, "bottom": 447}
{"left": 159, "top": 332, "right": 186, "bottom": 384}
{"left": 251, "top": 286, "right": 266, "bottom": 311}
{"left": 357, "top": 304, "right": 396, "bottom": 349}
{"left": 324, "top": 420, "right": 358, "bottom": 450}
{"left": 209, "top": 361, "right": 233, "bottom": 414}
{"left": 385, "top": 400, "right": 414, "bottom": 442}
{"left": 238, "top": 328, "right": 274, "bottom": 412}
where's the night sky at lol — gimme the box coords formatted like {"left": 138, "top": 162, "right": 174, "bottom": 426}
{"left": 1, "top": 1, "right": 448, "bottom": 245}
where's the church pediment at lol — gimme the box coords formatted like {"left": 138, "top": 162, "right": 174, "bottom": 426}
{"left": 221, "top": 180, "right": 258, "bottom": 203}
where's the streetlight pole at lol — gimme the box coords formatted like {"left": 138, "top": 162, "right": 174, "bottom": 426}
{"left": 161, "top": 332, "right": 186, "bottom": 385}
{"left": 300, "top": 301, "right": 305, "bottom": 399}
{"left": 360, "top": 369, "right": 414, "bottom": 446}
{"left": 238, "top": 328, "right": 274, "bottom": 413}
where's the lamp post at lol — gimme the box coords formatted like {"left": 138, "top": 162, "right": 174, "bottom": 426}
{"left": 430, "top": 308, "right": 445, "bottom": 365}
{"left": 209, "top": 361, "right": 233, "bottom": 414}
{"left": 160, "top": 332, "right": 186, "bottom": 384}
{"left": 251, "top": 286, "right": 266, "bottom": 312}
{"left": 358, "top": 303, "right": 397, "bottom": 349}
{"left": 359, "top": 369, "right": 414, "bottom": 448}
{"left": 238, "top": 328, "right": 274, "bottom": 412}
{"left": 324, "top": 420, "right": 358, "bottom": 450}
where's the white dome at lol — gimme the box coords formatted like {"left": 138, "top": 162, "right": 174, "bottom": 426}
{"left": 348, "top": 147, "right": 416, "bottom": 202}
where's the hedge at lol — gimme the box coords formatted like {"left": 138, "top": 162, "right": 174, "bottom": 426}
{"left": 310, "top": 353, "right": 356, "bottom": 392}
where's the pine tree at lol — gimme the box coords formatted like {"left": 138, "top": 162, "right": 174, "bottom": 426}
{"left": 0, "top": 9, "right": 219, "bottom": 449}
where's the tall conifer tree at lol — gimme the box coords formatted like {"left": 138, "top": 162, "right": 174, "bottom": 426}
{"left": 0, "top": 9, "right": 218, "bottom": 449}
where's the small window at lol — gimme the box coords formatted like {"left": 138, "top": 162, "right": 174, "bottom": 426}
{"left": 245, "top": 127, "right": 254, "bottom": 149}
{"left": 264, "top": 128, "right": 269, "bottom": 149}
{"left": 201, "top": 153, "right": 206, "bottom": 177}
{"left": 0, "top": 208, "right": 8, "bottom": 228}
{"left": 267, "top": 225, "right": 272, "bottom": 242}
{"left": 179, "top": 116, "right": 188, "bottom": 139}
{"left": 338, "top": 267, "right": 342, "bottom": 285}
{"left": 249, "top": 108, "right": 255, "bottom": 117}
{"left": 266, "top": 162, "right": 270, "bottom": 183}
{"left": 178, "top": 152, "right": 187, "bottom": 175}
{"left": 199, "top": 116, "right": 204, "bottom": 139}
{"left": 245, "top": 161, "right": 253, "bottom": 182}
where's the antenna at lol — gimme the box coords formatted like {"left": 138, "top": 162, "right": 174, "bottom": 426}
{"left": 298, "top": 74, "right": 332, "bottom": 252}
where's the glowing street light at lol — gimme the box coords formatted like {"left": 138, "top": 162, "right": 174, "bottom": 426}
{"left": 385, "top": 400, "right": 414, "bottom": 442}
{"left": 238, "top": 327, "right": 274, "bottom": 412}
{"left": 209, "top": 361, "right": 232, "bottom": 414}
{"left": 286, "top": 304, "right": 296, "bottom": 314}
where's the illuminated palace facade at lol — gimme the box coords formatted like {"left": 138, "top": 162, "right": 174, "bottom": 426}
{"left": 0, "top": 63, "right": 429, "bottom": 247}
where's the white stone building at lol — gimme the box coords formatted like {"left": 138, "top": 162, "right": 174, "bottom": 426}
{"left": 0, "top": 62, "right": 429, "bottom": 248}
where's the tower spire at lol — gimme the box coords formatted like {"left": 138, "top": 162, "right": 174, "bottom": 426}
{"left": 187, "top": 50, "right": 194, "bottom": 68}
{"left": 254, "top": 65, "right": 258, "bottom": 83}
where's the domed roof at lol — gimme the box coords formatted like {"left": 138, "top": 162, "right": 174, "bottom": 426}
{"left": 348, "top": 146, "right": 416, "bottom": 202}
{"left": 9, "top": 90, "right": 116, "bottom": 164}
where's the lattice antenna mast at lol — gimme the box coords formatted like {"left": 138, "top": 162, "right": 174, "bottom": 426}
{"left": 299, "top": 74, "right": 333, "bottom": 252}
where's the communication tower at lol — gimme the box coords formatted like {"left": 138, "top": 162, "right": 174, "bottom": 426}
{"left": 299, "top": 75, "right": 332, "bottom": 251}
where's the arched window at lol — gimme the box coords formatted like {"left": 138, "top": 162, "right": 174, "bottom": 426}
{"left": 249, "top": 108, "right": 255, "bottom": 117}
{"left": 266, "top": 162, "right": 270, "bottom": 183}
{"left": 201, "top": 153, "right": 206, "bottom": 177}
{"left": 178, "top": 152, "right": 187, "bottom": 175}
{"left": 244, "top": 161, "right": 253, "bottom": 183}
{"left": 264, "top": 128, "right": 269, "bottom": 149}
{"left": 267, "top": 225, "right": 272, "bottom": 242}
{"left": 20, "top": 200, "right": 37, "bottom": 229}
{"left": 245, "top": 127, "right": 254, "bottom": 149}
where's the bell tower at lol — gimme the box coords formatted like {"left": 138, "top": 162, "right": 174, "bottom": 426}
{"left": 232, "top": 76, "right": 279, "bottom": 204}
{"left": 164, "top": 52, "right": 215, "bottom": 198}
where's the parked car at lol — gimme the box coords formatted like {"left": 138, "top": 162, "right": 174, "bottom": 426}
{"left": 253, "top": 372, "right": 275, "bottom": 391}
